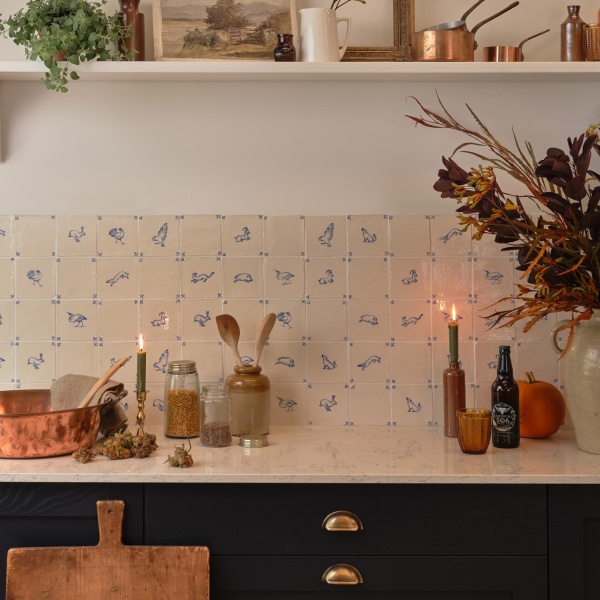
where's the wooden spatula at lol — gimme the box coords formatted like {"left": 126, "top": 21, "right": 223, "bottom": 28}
{"left": 77, "top": 357, "right": 129, "bottom": 409}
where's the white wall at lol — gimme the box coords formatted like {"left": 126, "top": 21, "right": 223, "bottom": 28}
{"left": 0, "top": 0, "right": 598, "bottom": 216}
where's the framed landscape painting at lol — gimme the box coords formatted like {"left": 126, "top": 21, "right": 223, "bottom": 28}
{"left": 154, "top": 0, "right": 299, "bottom": 60}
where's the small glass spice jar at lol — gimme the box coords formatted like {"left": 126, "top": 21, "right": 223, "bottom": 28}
{"left": 200, "top": 383, "right": 232, "bottom": 448}
{"left": 164, "top": 360, "right": 200, "bottom": 438}
{"left": 226, "top": 365, "right": 270, "bottom": 437}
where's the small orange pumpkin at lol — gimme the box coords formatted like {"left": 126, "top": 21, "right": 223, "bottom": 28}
{"left": 518, "top": 372, "right": 566, "bottom": 438}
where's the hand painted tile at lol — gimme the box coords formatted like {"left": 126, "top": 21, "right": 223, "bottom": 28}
{"left": 181, "top": 257, "right": 222, "bottom": 299}
{"left": 432, "top": 256, "right": 473, "bottom": 300}
{"left": 56, "top": 216, "right": 97, "bottom": 257}
{"left": 515, "top": 311, "right": 557, "bottom": 342}
{"left": 58, "top": 300, "right": 96, "bottom": 341}
{"left": 306, "top": 299, "right": 348, "bottom": 342}
{"left": 0, "top": 216, "right": 14, "bottom": 258}
{"left": 15, "top": 215, "right": 56, "bottom": 257}
{"left": 16, "top": 342, "right": 55, "bottom": 386}
{"left": 349, "top": 342, "right": 389, "bottom": 384}
{"left": 180, "top": 215, "right": 222, "bottom": 256}
{"left": 0, "top": 258, "right": 14, "bottom": 299}
{"left": 15, "top": 300, "right": 55, "bottom": 341}
{"left": 185, "top": 341, "right": 224, "bottom": 384}
{"left": 56, "top": 342, "right": 98, "bottom": 379}
{"left": 348, "top": 258, "right": 389, "bottom": 299}
{"left": 307, "top": 341, "right": 348, "bottom": 384}
{"left": 392, "top": 384, "right": 433, "bottom": 426}
{"left": 97, "top": 216, "right": 138, "bottom": 257}
{"left": 139, "top": 257, "right": 180, "bottom": 299}
{"left": 432, "top": 340, "right": 474, "bottom": 384}
{"left": 390, "top": 299, "right": 430, "bottom": 342}
{"left": 0, "top": 342, "right": 15, "bottom": 384}
{"left": 515, "top": 341, "right": 559, "bottom": 385}
{"left": 271, "top": 383, "right": 307, "bottom": 426}
{"left": 472, "top": 297, "right": 515, "bottom": 341}
{"left": 305, "top": 216, "right": 347, "bottom": 257}
{"left": 96, "top": 257, "right": 138, "bottom": 300}
{"left": 0, "top": 300, "right": 15, "bottom": 342}
{"left": 347, "top": 215, "right": 388, "bottom": 257}
{"left": 431, "top": 299, "right": 472, "bottom": 345}
{"left": 99, "top": 342, "right": 138, "bottom": 384}
{"left": 141, "top": 299, "right": 181, "bottom": 342}
{"left": 222, "top": 298, "right": 264, "bottom": 343}
{"left": 181, "top": 298, "right": 222, "bottom": 342}
{"left": 97, "top": 300, "right": 139, "bottom": 348}
{"left": 305, "top": 257, "right": 347, "bottom": 299}
{"left": 15, "top": 257, "right": 56, "bottom": 300}
{"left": 349, "top": 384, "right": 391, "bottom": 425}
{"left": 307, "top": 383, "right": 349, "bottom": 426}
{"left": 390, "top": 257, "right": 432, "bottom": 299}
{"left": 348, "top": 298, "right": 390, "bottom": 342}
{"left": 57, "top": 258, "right": 96, "bottom": 299}
{"left": 430, "top": 215, "right": 471, "bottom": 257}
{"left": 222, "top": 257, "right": 263, "bottom": 299}
{"left": 264, "top": 216, "right": 305, "bottom": 256}
{"left": 139, "top": 216, "right": 179, "bottom": 257}
{"left": 222, "top": 215, "right": 263, "bottom": 257}
{"left": 390, "top": 215, "right": 430, "bottom": 257}
{"left": 265, "top": 341, "right": 307, "bottom": 384}
{"left": 390, "top": 342, "right": 432, "bottom": 385}
{"left": 473, "top": 341, "right": 507, "bottom": 385}
{"left": 144, "top": 342, "right": 181, "bottom": 385}
{"left": 264, "top": 256, "right": 305, "bottom": 299}
{"left": 266, "top": 299, "right": 305, "bottom": 343}
{"left": 473, "top": 257, "right": 514, "bottom": 297}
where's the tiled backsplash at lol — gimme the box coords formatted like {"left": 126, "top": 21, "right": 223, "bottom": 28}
{"left": 0, "top": 214, "right": 565, "bottom": 429}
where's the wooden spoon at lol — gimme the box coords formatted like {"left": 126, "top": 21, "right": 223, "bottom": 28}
{"left": 254, "top": 313, "right": 276, "bottom": 368}
{"left": 216, "top": 314, "right": 244, "bottom": 367}
{"left": 77, "top": 357, "right": 129, "bottom": 409}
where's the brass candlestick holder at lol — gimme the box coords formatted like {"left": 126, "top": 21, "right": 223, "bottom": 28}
{"left": 443, "top": 360, "right": 466, "bottom": 438}
{"left": 136, "top": 390, "right": 147, "bottom": 436}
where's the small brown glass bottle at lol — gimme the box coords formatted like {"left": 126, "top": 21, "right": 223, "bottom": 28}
{"left": 561, "top": 5, "right": 586, "bottom": 62}
{"left": 443, "top": 361, "right": 466, "bottom": 438}
{"left": 274, "top": 33, "right": 296, "bottom": 62}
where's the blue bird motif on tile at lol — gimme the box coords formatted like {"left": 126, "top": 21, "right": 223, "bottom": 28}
{"left": 359, "top": 314, "right": 378, "bottom": 326}
{"left": 361, "top": 227, "right": 377, "bottom": 243}
{"left": 66, "top": 311, "right": 87, "bottom": 327}
{"left": 277, "top": 311, "right": 293, "bottom": 328}
{"left": 318, "top": 223, "right": 334, "bottom": 247}
{"left": 234, "top": 273, "right": 253, "bottom": 283}
{"left": 278, "top": 397, "right": 297, "bottom": 412}
{"left": 357, "top": 355, "right": 381, "bottom": 370}
{"left": 318, "top": 269, "right": 334, "bottom": 285}
{"left": 484, "top": 269, "right": 504, "bottom": 284}
{"left": 406, "top": 397, "right": 422, "bottom": 413}
{"left": 234, "top": 227, "right": 251, "bottom": 242}
{"left": 241, "top": 355, "right": 254, "bottom": 365}
{"left": 439, "top": 228, "right": 463, "bottom": 243}
{"left": 153, "top": 398, "right": 165, "bottom": 411}
{"left": 68, "top": 226, "right": 85, "bottom": 243}
{"left": 484, "top": 316, "right": 495, "bottom": 328}
{"left": 322, "top": 354, "right": 337, "bottom": 370}
{"left": 401, "top": 314, "right": 424, "bottom": 327}
{"left": 154, "top": 349, "right": 169, "bottom": 373}
{"left": 151, "top": 311, "right": 168, "bottom": 327}
{"left": 487, "top": 361, "right": 498, "bottom": 370}
{"left": 108, "top": 227, "right": 125, "bottom": 244}
{"left": 153, "top": 223, "right": 168, "bottom": 247}
{"left": 276, "top": 356, "right": 295, "bottom": 368}
{"left": 191, "top": 271, "right": 215, "bottom": 283}
{"left": 401, "top": 269, "right": 418, "bottom": 285}
{"left": 320, "top": 395, "right": 337, "bottom": 412}
{"left": 194, "top": 311, "right": 211, "bottom": 327}
{"left": 27, "top": 353, "right": 44, "bottom": 370}
{"left": 442, "top": 311, "right": 463, "bottom": 323}
{"left": 274, "top": 269, "right": 294, "bottom": 285}
{"left": 27, "top": 270, "right": 43, "bottom": 287}
{"left": 106, "top": 271, "right": 129, "bottom": 286}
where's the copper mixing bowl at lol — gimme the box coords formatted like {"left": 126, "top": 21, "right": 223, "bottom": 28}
{"left": 0, "top": 389, "right": 103, "bottom": 459}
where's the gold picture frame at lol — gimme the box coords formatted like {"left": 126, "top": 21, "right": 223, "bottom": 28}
{"left": 343, "top": 0, "right": 414, "bottom": 62}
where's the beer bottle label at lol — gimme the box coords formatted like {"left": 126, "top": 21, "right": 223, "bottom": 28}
{"left": 492, "top": 402, "right": 516, "bottom": 432}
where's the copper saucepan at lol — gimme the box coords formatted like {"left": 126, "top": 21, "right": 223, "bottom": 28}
{"left": 482, "top": 29, "right": 550, "bottom": 62}
{"left": 420, "top": 0, "right": 487, "bottom": 32}
{"left": 0, "top": 389, "right": 103, "bottom": 458}
{"left": 411, "top": 1, "right": 520, "bottom": 62}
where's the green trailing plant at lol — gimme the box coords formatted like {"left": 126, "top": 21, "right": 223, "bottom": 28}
{"left": 0, "top": 0, "right": 132, "bottom": 92}
{"left": 330, "top": 0, "right": 366, "bottom": 10}
{"left": 407, "top": 94, "right": 600, "bottom": 350}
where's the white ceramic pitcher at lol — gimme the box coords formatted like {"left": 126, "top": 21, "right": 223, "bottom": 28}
{"left": 299, "top": 8, "right": 351, "bottom": 62}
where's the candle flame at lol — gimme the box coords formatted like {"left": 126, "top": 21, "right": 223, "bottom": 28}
{"left": 451, "top": 304, "right": 456, "bottom": 322}
{"left": 139, "top": 334, "right": 144, "bottom": 351}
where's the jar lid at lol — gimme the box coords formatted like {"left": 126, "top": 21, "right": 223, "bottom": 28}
{"left": 239, "top": 434, "right": 269, "bottom": 448}
{"left": 168, "top": 360, "right": 197, "bottom": 374}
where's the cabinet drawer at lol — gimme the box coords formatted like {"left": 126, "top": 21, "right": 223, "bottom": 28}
{"left": 210, "top": 555, "right": 548, "bottom": 599}
{"left": 145, "top": 483, "right": 546, "bottom": 556}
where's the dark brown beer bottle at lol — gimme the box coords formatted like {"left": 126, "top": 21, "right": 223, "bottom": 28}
{"left": 491, "top": 346, "right": 520, "bottom": 448}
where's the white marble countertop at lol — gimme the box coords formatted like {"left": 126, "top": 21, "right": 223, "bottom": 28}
{"left": 0, "top": 426, "right": 599, "bottom": 484}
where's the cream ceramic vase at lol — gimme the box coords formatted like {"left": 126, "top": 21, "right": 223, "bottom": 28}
{"left": 551, "top": 313, "right": 600, "bottom": 454}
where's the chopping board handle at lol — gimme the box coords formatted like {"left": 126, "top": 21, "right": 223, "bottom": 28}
{"left": 96, "top": 500, "right": 125, "bottom": 548}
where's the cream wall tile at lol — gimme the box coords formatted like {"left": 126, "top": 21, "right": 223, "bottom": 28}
{"left": 57, "top": 258, "right": 96, "bottom": 299}
{"left": 15, "top": 257, "right": 55, "bottom": 300}
{"left": 97, "top": 216, "right": 137, "bottom": 257}
{"left": 181, "top": 298, "right": 222, "bottom": 342}
{"left": 145, "top": 342, "right": 180, "bottom": 383}
{"left": 266, "top": 300, "right": 305, "bottom": 342}
{"left": 432, "top": 257, "right": 473, "bottom": 300}
{"left": 472, "top": 297, "right": 515, "bottom": 341}
{"left": 392, "top": 385, "right": 433, "bottom": 426}
{"left": 222, "top": 299, "right": 264, "bottom": 343}
{"left": 98, "top": 299, "right": 139, "bottom": 343}
{"left": 347, "top": 215, "right": 388, "bottom": 256}
{"left": 349, "top": 384, "right": 391, "bottom": 426}
{"left": 391, "top": 342, "right": 432, "bottom": 385}
{"left": 16, "top": 342, "right": 54, "bottom": 385}
{"left": 306, "top": 299, "right": 348, "bottom": 341}
{"left": 0, "top": 343, "right": 15, "bottom": 384}
{"left": 264, "top": 216, "right": 305, "bottom": 256}
{"left": 265, "top": 341, "right": 307, "bottom": 384}
{"left": 305, "top": 257, "right": 346, "bottom": 299}
{"left": 143, "top": 384, "right": 165, "bottom": 430}
{"left": 56, "top": 342, "right": 98, "bottom": 379}
{"left": 222, "top": 258, "right": 264, "bottom": 300}
{"left": 350, "top": 342, "right": 389, "bottom": 384}
{"left": 139, "top": 258, "right": 180, "bottom": 299}
{"left": 97, "top": 257, "right": 138, "bottom": 299}
{"left": 58, "top": 300, "right": 96, "bottom": 341}
{"left": 515, "top": 311, "right": 557, "bottom": 341}
{"left": 180, "top": 215, "right": 222, "bottom": 256}
{"left": 474, "top": 342, "right": 506, "bottom": 384}
{"left": 0, "top": 301, "right": 15, "bottom": 341}
{"left": 271, "top": 383, "right": 307, "bottom": 426}
{"left": 307, "top": 384, "right": 348, "bottom": 425}
{"left": 15, "top": 216, "right": 56, "bottom": 257}
{"left": 0, "top": 259, "right": 14, "bottom": 299}
{"left": 56, "top": 216, "right": 97, "bottom": 256}
{"left": 307, "top": 342, "right": 348, "bottom": 384}
{"left": 430, "top": 215, "right": 471, "bottom": 257}
{"left": 15, "top": 300, "right": 55, "bottom": 341}
{"left": 348, "top": 258, "right": 389, "bottom": 299}
{"left": 185, "top": 341, "right": 224, "bottom": 384}
{"left": 222, "top": 216, "right": 263, "bottom": 257}
{"left": 515, "top": 341, "right": 559, "bottom": 384}
{"left": 390, "top": 299, "right": 430, "bottom": 342}
{"left": 348, "top": 299, "right": 390, "bottom": 342}
{"left": 432, "top": 341, "right": 474, "bottom": 384}
{"left": 225, "top": 340, "right": 254, "bottom": 373}
{"left": 473, "top": 257, "right": 514, "bottom": 297}
{"left": 99, "top": 343, "right": 137, "bottom": 385}
{"left": 305, "top": 216, "right": 346, "bottom": 257}
{"left": 264, "top": 257, "right": 305, "bottom": 299}
{"left": 181, "top": 258, "right": 222, "bottom": 298}
{"left": 390, "top": 215, "right": 430, "bottom": 257}
{"left": 431, "top": 299, "right": 472, "bottom": 344}
{"left": 390, "top": 258, "right": 432, "bottom": 299}
{"left": 142, "top": 300, "right": 181, "bottom": 341}
{"left": 0, "top": 217, "right": 15, "bottom": 257}
{"left": 139, "top": 216, "right": 179, "bottom": 257}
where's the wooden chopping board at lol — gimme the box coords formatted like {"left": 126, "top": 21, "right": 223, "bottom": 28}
{"left": 6, "top": 500, "right": 209, "bottom": 600}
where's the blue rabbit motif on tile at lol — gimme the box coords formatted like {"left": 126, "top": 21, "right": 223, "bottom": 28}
{"left": 320, "top": 395, "right": 337, "bottom": 411}
{"left": 234, "top": 273, "right": 253, "bottom": 283}
{"left": 359, "top": 314, "right": 378, "bottom": 326}
{"left": 357, "top": 355, "right": 381, "bottom": 370}
{"left": 234, "top": 227, "right": 251, "bottom": 242}
{"left": 277, "top": 312, "right": 293, "bottom": 328}
{"left": 191, "top": 272, "right": 215, "bottom": 283}
{"left": 27, "top": 354, "right": 44, "bottom": 370}
{"left": 319, "top": 223, "right": 334, "bottom": 247}
{"left": 151, "top": 312, "right": 168, "bottom": 327}
{"left": 108, "top": 227, "right": 125, "bottom": 244}
{"left": 153, "top": 223, "right": 168, "bottom": 247}
{"left": 194, "top": 312, "right": 211, "bottom": 327}
{"left": 68, "top": 226, "right": 85, "bottom": 243}
{"left": 278, "top": 396, "right": 297, "bottom": 412}
{"left": 27, "top": 270, "right": 42, "bottom": 287}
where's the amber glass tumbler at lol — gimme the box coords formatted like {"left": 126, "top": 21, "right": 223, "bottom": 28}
{"left": 457, "top": 408, "right": 491, "bottom": 455}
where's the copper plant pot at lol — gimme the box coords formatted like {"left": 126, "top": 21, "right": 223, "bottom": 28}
{"left": 0, "top": 390, "right": 103, "bottom": 459}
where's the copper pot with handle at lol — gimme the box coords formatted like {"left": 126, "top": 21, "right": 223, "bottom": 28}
{"left": 482, "top": 29, "right": 550, "bottom": 62}
{"left": 411, "top": 1, "right": 520, "bottom": 62}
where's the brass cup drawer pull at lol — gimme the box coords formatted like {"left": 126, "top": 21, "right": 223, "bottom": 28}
{"left": 322, "top": 563, "right": 364, "bottom": 585}
{"left": 322, "top": 510, "right": 363, "bottom": 532}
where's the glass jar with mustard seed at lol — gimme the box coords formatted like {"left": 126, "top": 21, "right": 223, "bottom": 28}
{"left": 164, "top": 360, "right": 200, "bottom": 438}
